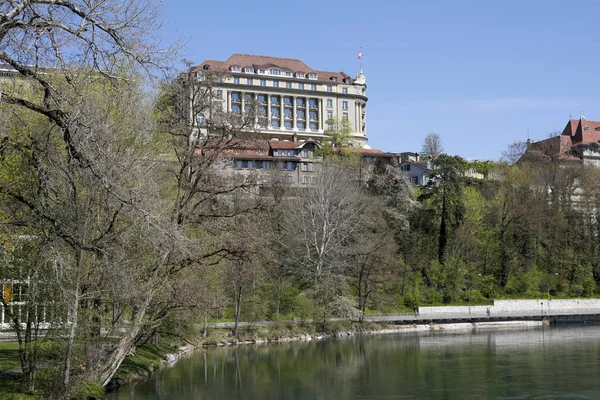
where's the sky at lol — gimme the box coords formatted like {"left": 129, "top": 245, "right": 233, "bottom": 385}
{"left": 159, "top": 0, "right": 600, "bottom": 160}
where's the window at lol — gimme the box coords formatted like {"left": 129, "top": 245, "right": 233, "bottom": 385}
{"left": 284, "top": 121, "right": 292, "bottom": 129}
{"left": 235, "top": 160, "right": 253, "bottom": 169}
{"left": 344, "top": 78, "right": 350, "bottom": 84}
{"left": 297, "top": 122, "right": 305, "bottom": 129}
{"left": 299, "top": 83, "right": 304, "bottom": 90}
{"left": 309, "top": 122, "right": 318, "bottom": 131}
{"left": 259, "top": 106, "right": 266, "bottom": 116}
{"left": 216, "top": 90, "right": 223, "bottom": 98}
{"left": 326, "top": 99, "right": 333, "bottom": 107}
{"left": 231, "top": 92, "right": 240, "bottom": 101}
{"left": 283, "top": 161, "right": 296, "bottom": 170}
{"left": 232, "top": 104, "right": 240, "bottom": 113}
{"left": 274, "top": 81, "right": 279, "bottom": 88}
{"left": 286, "top": 82, "right": 292, "bottom": 89}
{"left": 284, "top": 97, "right": 293, "bottom": 106}
{"left": 247, "top": 78, "right": 253, "bottom": 85}
{"left": 260, "top": 79, "right": 266, "bottom": 86}
{"left": 269, "top": 68, "right": 281, "bottom": 75}
{"left": 244, "top": 93, "right": 253, "bottom": 102}
{"left": 284, "top": 71, "right": 293, "bottom": 77}
{"left": 271, "top": 108, "right": 280, "bottom": 117}
{"left": 297, "top": 110, "right": 305, "bottom": 120}
{"left": 284, "top": 109, "right": 292, "bottom": 118}
{"left": 231, "top": 66, "right": 241, "bottom": 72}
{"left": 327, "top": 85, "right": 332, "bottom": 92}
{"left": 271, "top": 95, "right": 279, "bottom": 104}
{"left": 311, "top": 84, "right": 317, "bottom": 91}
{"left": 258, "top": 69, "right": 266, "bottom": 74}
{"left": 271, "top": 120, "right": 279, "bottom": 128}
{"left": 309, "top": 111, "right": 317, "bottom": 120}
{"left": 244, "top": 67, "right": 254, "bottom": 73}
{"left": 296, "top": 98, "right": 305, "bottom": 107}
{"left": 342, "top": 112, "right": 348, "bottom": 121}
{"left": 286, "top": 175, "right": 294, "bottom": 183}
{"left": 257, "top": 94, "right": 266, "bottom": 104}
{"left": 342, "top": 87, "right": 348, "bottom": 94}
{"left": 308, "top": 73, "right": 317, "bottom": 79}
{"left": 233, "top": 77, "right": 240, "bottom": 84}
{"left": 296, "top": 72, "right": 305, "bottom": 78}
{"left": 300, "top": 149, "right": 312, "bottom": 158}
{"left": 196, "top": 72, "right": 205, "bottom": 81}
{"left": 301, "top": 163, "right": 308, "bottom": 172}
{"left": 331, "top": 77, "right": 337, "bottom": 82}
{"left": 411, "top": 176, "right": 419, "bottom": 185}
{"left": 196, "top": 113, "right": 206, "bottom": 126}
{"left": 309, "top": 98, "right": 317, "bottom": 108}
{"left": 342, "top": 101, "right": 348, "bottom": 110}
{"left": 302, "top": 175, "right": 309, "bottom": 184}
{"left": 402, "top": 164, "right": 411, "bottom": 172}
{"left": 257, "top": 161, "right": 269, "bottom": 169}
{"left": 327, "top": 111, "right": 333, "bottom": 119}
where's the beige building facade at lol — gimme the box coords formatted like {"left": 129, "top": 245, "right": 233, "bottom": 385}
{"left": 191, "top": 54, "right": 369, "bottom": 147}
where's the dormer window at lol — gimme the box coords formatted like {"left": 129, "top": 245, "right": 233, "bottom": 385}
{"left": 330, "top": 77, "right": 337, "bottom": 82}
{"left": 269, "top": 68, "right": 281, "bottom": 76}
{"left": 203, "top": 65, "right": 210, "bottom": 71}
{"left": 196, "top": 71, "right": 205, "bottom": 81}
{"left": 308, "top": 73, "right": 318, "bottom": 80}
{"left": 230, "top": 66, "right": 241, "bottom": 72}
{"left": 244, "top": 67, "right": 254, "bottom": 73}
{"left": 283, "top": 70, "right": 293, "bottom": 77}
{"left": 296, "top": 72, "right": 305, "bottom": 78}
{"left": 258, "top": 69, "right": 266, "bottom": 74}
{"left": 344, "top": 78, "right": 351, "bottom": 84}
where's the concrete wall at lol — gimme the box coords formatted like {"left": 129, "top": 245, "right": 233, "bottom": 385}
{"left": 418, "top": 299, "right": 600, "bottom": 316}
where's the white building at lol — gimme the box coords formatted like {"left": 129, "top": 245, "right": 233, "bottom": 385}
{"left": 191, "top": 54, "right": 368, "bottom": 147}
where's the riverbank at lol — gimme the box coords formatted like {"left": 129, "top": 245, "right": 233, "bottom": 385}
{"left": 196, "top": 319, "right": 545, "bottom": 347}
{"left": 107, "top": 344, "right": 192, "bottom": 391}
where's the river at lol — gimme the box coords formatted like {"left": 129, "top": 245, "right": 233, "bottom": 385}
{"left": 107, "top": 323, "right": 600, "bottom": 399}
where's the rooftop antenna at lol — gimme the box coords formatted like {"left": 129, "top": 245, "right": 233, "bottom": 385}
{"left": 527, "top": 126, "right": 530, "bottom": 140}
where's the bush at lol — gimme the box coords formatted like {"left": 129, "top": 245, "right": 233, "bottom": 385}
{"left": 582, "top": 278, "right": 597, "bottom": 297}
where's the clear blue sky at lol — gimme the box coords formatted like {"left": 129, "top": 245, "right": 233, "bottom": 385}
{"left": 159, "top": 0, "right": 600, "bottom": 160}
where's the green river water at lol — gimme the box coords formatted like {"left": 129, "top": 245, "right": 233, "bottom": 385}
{"left": 107, "top": 324, "right": 600, "bottom": 399}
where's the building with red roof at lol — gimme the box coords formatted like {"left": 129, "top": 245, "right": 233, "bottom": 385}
{"left": 190, "top": 54, "right": 368, "bottom": 147}
{"left": 522, "top": 117, "right": 600, "bottom": 164}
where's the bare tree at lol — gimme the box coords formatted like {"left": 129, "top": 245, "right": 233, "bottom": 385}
{"left": 501, "top": 140, "right": 528, "bottom": 164}
{"left": 422, "top": 132, "right": 444, "bottom": 159}
{"left": 280, "top": 161, "right": 368, "bottom": 323}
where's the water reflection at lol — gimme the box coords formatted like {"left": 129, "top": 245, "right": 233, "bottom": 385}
{"left": 107, "top": 324, "right": 600, "bottom": 400}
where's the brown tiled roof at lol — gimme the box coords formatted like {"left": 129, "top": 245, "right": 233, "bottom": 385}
{"left": 193, "top": 54, "right": 354, "bottom": 85}
{"left": 357, "top": 148, "right": 394, "bottom": 157}
{"left": 269, "top": 141, "right": 303, "bottom": 150}
{"left": 524, "top": 118, "right": 600, "bottom": 161}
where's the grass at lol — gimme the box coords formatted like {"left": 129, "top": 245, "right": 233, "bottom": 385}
{"left": 111, "top": 343, "right": 179, "bottom": 386}
{"left": 0, "top": 341, "right": 22, "bottom": 372}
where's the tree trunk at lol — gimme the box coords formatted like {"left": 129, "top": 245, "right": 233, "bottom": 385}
{"left": 100, "top": 291, "right": 153, "bottom": 387}
{"left": 63, "top": 281, "right": 80, "bottom": 399}
{"left": 233, "top": 289, "right": 242, "bottom": 338}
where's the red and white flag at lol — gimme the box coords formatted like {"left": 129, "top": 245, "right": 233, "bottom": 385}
{"left": 358, "top": 48, "right": 362, "bottom": 60}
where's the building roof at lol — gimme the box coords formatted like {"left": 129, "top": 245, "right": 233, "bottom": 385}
{"left": 523, "top": 118, "right": 600, "bottom": 161}
{"left": 193, "top": 54, "right": 354, "bottom": 85}
{"left": 269, "top": 141, "right": 304, "bottom": 150}
{"left": 356, "top": 148, "right": 395, "bottom": 157}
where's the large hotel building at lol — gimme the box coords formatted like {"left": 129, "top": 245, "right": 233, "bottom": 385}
{"left": 191, "top": 54, "right": 369, "bottom": 147}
